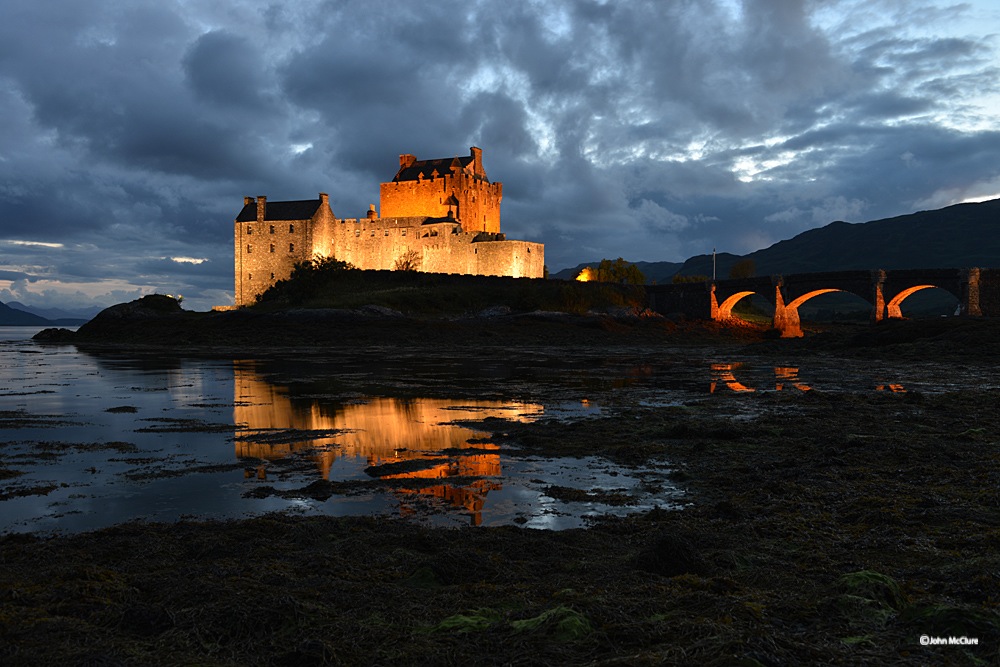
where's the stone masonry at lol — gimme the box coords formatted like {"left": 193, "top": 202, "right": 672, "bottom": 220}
{"left": 234, "top": 147, "right": 544, "bottom": 306}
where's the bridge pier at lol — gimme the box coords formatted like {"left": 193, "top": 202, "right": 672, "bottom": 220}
{"left": 871, "top": 270, "right": 886, "bottom": 322}
{"left": 772, "top": 283, "right": 803, "bottom": 338}
{"left": 962, "top": 268, "right": 982, "bottom": 316}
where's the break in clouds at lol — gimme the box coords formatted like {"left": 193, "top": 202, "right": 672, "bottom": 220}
{"left": 1, "top": 0, "right": 999, "bottom": 310}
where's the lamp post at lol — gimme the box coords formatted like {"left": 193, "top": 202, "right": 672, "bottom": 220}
{"left": 713, "top": 247, "right": 716, "bottom": 281}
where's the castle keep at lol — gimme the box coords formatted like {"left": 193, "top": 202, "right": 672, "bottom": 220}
{"left": 234, "top": 147, "right": 543, "bottom": 306}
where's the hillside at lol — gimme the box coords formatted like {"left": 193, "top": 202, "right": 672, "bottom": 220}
{"left": 677, "top": 198, "right": 1000, "bottom": 277}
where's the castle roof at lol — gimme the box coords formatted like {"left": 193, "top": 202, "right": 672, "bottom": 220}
{"left": 235, "top": 198, "right": 322, "bottom": 222}
{"left": 393, "top": 156, "right": 474, "bottom": 182}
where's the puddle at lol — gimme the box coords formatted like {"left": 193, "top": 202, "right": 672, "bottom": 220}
{"left": 231, "top": 363, "right": 669, "bottom": 528}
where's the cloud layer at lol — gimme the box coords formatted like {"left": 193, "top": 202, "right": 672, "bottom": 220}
{"left": 1, "top": 0, "right": 998, "bottom": 309}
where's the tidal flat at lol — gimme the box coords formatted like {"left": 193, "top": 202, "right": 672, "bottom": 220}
{"left": 2, "top": 315, "right": 1000, "bottom": 665}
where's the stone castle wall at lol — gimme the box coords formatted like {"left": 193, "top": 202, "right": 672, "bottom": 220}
{"left": 379, "top": 175, "right": 502, "bottom": 234}
{"left": 235, "top": 207, "right": 543, "bottom": 305}
{"left": 311, "top": 215, "right": 543, "bottom": 278}
{"left": 234, "top": 205, "right": 329, "bottom": 305}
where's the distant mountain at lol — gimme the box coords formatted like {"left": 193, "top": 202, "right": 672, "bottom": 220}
{"left": 7, "top": 301, "right": 99, "bottom": 322}
{"left": 0, "top": 301, "right": 52, "bottom": 326}
{"left": 0, "top": 301, "right": 90, "bottom": 326}
{"left": 677, "top": 198, "right": 1000, "bottom": 277}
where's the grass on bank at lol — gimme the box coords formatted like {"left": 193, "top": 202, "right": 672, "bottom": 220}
{"left": 252, "top": 258, "right": 648, "bottom": 316}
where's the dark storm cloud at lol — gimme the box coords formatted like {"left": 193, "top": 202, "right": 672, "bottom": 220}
{"left": 1, "top": 0, "right": 999, "bottom": 309}
{"left": 183, "top": 31, "right": 269, "bottom": 108}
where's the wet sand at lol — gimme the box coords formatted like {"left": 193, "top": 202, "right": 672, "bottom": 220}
{"left": 3, "top": 315, "right": 1000, "bottom": 665}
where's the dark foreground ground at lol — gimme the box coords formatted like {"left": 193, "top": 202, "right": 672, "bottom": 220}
{"left": 6, "top": 312, "right": 1000, "bottom": 665}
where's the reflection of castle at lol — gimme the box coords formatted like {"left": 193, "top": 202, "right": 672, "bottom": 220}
{"left": 234, "top": 147, "right": 545, "bottom": 305}
{"left": 233, "top": 362, "right": 540, "bottom": 523}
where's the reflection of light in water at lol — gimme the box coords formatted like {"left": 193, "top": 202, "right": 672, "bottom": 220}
{"left": 709, "top": 363, "right": 755, "bottom": 393}
{"left": 711, "top": 362, "right": 905, "bottom": 393}
{"left": 774, "top": 367, "right": 811, "bottom": 392}
{"left": 232, "top": 362, "right": 543, "bottom": 523}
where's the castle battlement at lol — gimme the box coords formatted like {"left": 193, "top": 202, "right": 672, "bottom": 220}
{"left": 233, "top": 147, "right": 542, "bottom": 306}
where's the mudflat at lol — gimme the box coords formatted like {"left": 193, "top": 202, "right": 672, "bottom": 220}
{"left": 4, "top": 315, "right": 1000, "bottom": 665}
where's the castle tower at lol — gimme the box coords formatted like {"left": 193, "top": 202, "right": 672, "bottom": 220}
{"left": 233, "top": 193, "right": 334, "bottom": 306}
{"left": 379, "top": 146, "right": 502, "bottom": 233}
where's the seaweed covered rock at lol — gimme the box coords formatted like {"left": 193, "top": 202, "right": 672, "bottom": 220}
{"left": 74, "top": 295, "right": 185, "bottom": 340}
{"left": 32, "top": 327, "right": 78, "bottom": 343}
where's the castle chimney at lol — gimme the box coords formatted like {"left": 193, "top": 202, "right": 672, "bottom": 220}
{"left": 470, "top": 146, "right": 483, "bottom": 175}
{"left": 319, "top": 192, "right": 329, "bottom": 207}
{"left": 244, "top": 196, "right": 254, "bottom": 206}
{"left": 367, "top": 204, "right": 377, "bottom": 220}
{"left": 399, "top": 154, "right": 417, "bottom": 169}
{"left": 256, "top": 196, "right": 266, "bottom": 222}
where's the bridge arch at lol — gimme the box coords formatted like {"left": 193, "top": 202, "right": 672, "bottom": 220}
{"left": 885, "top": 284, "right": 956, "bottom": 319}
{"left": 786, "top": 288, "right": 843, "bottom": 310}
{"left": 775, "top": 288, "right": 873, "bottom": 338}
{"left": 716, "top": 291, "right": 758, "bottom": 320}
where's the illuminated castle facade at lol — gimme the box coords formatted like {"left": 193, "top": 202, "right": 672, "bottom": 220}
{"left": 234, "top": 147, "right": 544, "bottom": 306}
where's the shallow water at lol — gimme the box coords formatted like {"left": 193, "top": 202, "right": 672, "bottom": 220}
{"left": 1, "top": 325, "right": 996, "bottom": 533}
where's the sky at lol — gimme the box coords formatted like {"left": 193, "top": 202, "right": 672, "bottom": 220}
{"left": 1, "top": 0, "right": 999, "bottom": 312}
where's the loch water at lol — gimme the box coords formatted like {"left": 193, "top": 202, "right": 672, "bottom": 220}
{"left": 1, "top": 325, "right": 994, "bottom": 534}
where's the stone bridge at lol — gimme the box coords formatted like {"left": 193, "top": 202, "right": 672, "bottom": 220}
{"left": 646, "top": 268, "right": 1000, "bottom": 337}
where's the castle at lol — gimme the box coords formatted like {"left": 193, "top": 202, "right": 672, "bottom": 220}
{"left": 234, "top": 147, "right": 544, "bottom": 306}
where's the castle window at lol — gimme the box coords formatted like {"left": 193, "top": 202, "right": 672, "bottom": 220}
{"left": 289, "top": 243, "right": 295, "bottom": 252}
{"left": 371, "top": 231, "right": 375, "bottom": 237}
{"left": 289, "top": 224, "right": 295, "bottom": 233}
{"left": 246, "top": 226, "right": 252, "bottom": 235}
{"left": 269, "top": 244, "right": 275, "bottom": 253}
{"left": 248, "top": 273, "right": 253, "bottom": 280}
{"left": 246, "top": 244, "right": 252, "bottom": 254}
{"left": 384, "top": 230, "right": 389, "bottom": 236}
{"left": 355, "top": 230, "right": 360, "bottom": 237}
{"left": 402, "top": 229, "right": 406, "bottom": 237}
{"left": 270, "top": 272, "right": 274, "bottom": 280}
{"left": 270, "top": 225, "right": 275, "bottom": 234}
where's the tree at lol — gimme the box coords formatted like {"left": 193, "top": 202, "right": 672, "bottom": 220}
{"left": 595, "top": 258, "right": 645, "bottom": 284}
{"left": 255, "top": 254, "right": 355, "bottom": 305}
{"left": 393, "top": 249, "right": 421, "bottom": 271}
{"left": 671, "top": 274, "right": 709, "bottom": 284}
{"left": 729, "top": 259, "right": 756, "bottom": 279}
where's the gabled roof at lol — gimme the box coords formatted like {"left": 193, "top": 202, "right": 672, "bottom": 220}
{"left": 235, "top": 199, "right": 322, "bottom": 222}
{"left": 393, "top": 156, "right": 479, "bottom": 183}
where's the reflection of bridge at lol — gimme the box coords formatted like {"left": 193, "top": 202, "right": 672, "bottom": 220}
{"left": 647, "top": 268, "right": 1000, "bottom": 337}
